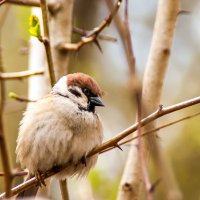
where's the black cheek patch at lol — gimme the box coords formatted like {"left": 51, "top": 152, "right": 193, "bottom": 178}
{"left": 69, "top": 88, "right": 82, "bottom": 97}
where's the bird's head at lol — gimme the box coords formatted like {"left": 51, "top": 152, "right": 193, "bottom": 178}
{"left": 52, "top": 72, "right": 104, "bottom": 112}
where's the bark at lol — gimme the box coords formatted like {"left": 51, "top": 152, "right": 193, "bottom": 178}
{"left": 117, "top": 147, "right": 141, "bottom": 200}
{"left": 48, "top": 0, "right": 74, "bottom": 80}
{"left": 118, "top": 0, "right": 181, "bottom": 199}
{"left": 142, "top": 0, "right": 182, "bottom": 199}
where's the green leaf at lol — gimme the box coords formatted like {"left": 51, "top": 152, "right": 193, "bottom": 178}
{"left": 29, "top": 15, "right": 41, "bottom": 38}
{"left": 8, "top": 92, "right": 17, "bottom": 99}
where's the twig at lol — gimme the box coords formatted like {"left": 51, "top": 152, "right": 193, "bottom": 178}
{"left": 40, "top": 0, "right": 55, "bottom": 86}
{"left": 72, "top": 26, "right": 117, "bottom": 42}
{"left": 1, "top": 111, "right": 199, "bottom": 181}
{"left": 101, "top": 111, "right": 200, "bottom": 153}
{"left": 6, "top": 0, "right": 39, "bottom": 6}
{"left": 0, "top": 68, "right": 44, "bottom": 80}
{"left": 57, "top": 0, "right": 122, "bottom": 52}
{"left": 0, "top": 171, "right": 28, "bottom": 177}
{"left": 123, "top": 0, "right": 152, "bottom": 197}
{"left": 125, "top": 0, "right": 152, "bottom": 199}
{"left": 9, "top": 92, "right": 36, "bottom": 103}
{"left": 6, "top": 0, "right": 61, "bottom": 14}
{"left": 108, "top": 0, "right": 150, "bottom": 198}
{"left": 59, "top": 180, "right": 69, "bottom": 200}
{"left": 1, "top": 96, "right": 200, "bottom": 198}
{"left": 0, "top": 0, "right": 7, "bottom": 6}
{"left": 0, "top": 33, "right": 13, "bottom": 198}
{"left": 90, "top": 96, "right": 200, "bottom": 156}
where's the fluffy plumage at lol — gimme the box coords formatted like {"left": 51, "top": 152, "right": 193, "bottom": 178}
{"left": 16, "top": 73, "right": 104, "bottom": 180}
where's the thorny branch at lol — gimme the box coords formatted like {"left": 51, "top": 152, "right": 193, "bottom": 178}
{"left": 57, "top": 0, "right": 122, "bottom": 52}
{"left": 101, "top": 111, "right": 200, "bottom": 153}
{"left": 124, "top": 0, "right": 152, "bottom": 198}
{"left": 0, "top": 68, "right": 44, "bottom": 80}
{"left": 1, "top": 96, "right": 200, "bottom": 198}
{"left": 106, "top": 0, "right": 152, "bottom": 198}
{"left": 72, "top": 26, "right": 117, "bottom": 42}
{"left": 1, "top": 111, "right": 200, "bottom": 178}
{"left": 40, "top": 0, "right": 55, "bottom": 86}
{"left": 123, "top": 0, "right": 152, "bottom": 198}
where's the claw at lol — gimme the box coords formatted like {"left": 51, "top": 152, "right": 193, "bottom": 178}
{"left": 35, "top": 169, "right": 46, "bottom": 187}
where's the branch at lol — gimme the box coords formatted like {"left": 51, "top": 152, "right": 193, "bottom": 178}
{"left": 141, "top": 0, "right": 181, "bottom": 198}
{"left": 40, "top": 0, "right": 55, "bottom": 86}
{"left": 0, "top": 34, "right": 13, "bottom": 198}
{"left": 0, "top": 68, "right": 44, "bottom": 80}
{"left": 123, "top": 0, "right": 151, "bottom": 196}
{"left": 59, "top": 180, "right": 69, "bottom": 200}
{"left": 57, "top": 0, "right": 122, "bottom": 52}
{"left": 0, "top": 0, "right": 7, "bottom": 6}
{"left": 1, "top": 111, "right": 199, "bottom": 183}
{"left": 0, "top": 170, "right": 28, "bottom": 177}
{"left": 102, "top": 111, "right": 200, "bottom": 153}
{"left": 72, "top": 26, "right": 117, "bottom": 42}
{"left": 6, "top": 0, "right": 61, "bottom": 14}
{"left": 88, "top": 96, "right": 200, "bottom": 156}
{"left": 9, "top": 92, "right": 36, "bottom": 103}
{"left": 6, "top": 0, "right": 39, "bottom": 6}
{"left": 106, "top": 0, "right": 150, "bottom": 199}
{"left": 1, "top": 96, "right": 200, "bottom": 198}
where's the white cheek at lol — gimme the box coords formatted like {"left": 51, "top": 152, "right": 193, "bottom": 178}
{"left": 52, "top": 76, "right": 68, "bottom": 95}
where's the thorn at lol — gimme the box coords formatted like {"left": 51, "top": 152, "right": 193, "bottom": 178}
{"left": 149, "top": 178, "right": 162, "bottom": 193}
{"left": 157, "top": 104, "right": 163, "bottom": 114}
{"left": 115, "top": 143, "right": 123, "bottom": 151}
{"left": 94, "top": 39, "right": 103, "bottom": 53}
{"left": 178, "top": 10, "right": 191, "bottom": 16}
{"left": 35, "top": 170, "right": 46, "bottom": 187}
{"left": 155, "top": 134, "right": 160, "bottom": 139}
{"left": 159, "top": 104, "right": 163, "bottom": 111}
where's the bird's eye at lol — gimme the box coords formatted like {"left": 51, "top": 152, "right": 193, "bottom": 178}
{"left": 69, "top": 88, "right": 81, "bottom": 97}
{"left": 83, "top": 88, "right": 90, "bottom": 96}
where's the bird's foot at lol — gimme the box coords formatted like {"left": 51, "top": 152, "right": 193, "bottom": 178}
{"left": 35, "top": 169, "right": 46, "bottom": 187}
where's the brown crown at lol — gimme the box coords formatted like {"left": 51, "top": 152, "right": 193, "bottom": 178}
{"left": 67, "top": 73, "right": 103, "bottom": 97}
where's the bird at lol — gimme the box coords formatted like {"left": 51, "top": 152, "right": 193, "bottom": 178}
{"left": 16, "top": 72, "right": 104, "bottom": 198}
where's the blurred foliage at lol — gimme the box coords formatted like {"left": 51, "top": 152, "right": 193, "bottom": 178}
{"left": 169, "top": 118, "right": 200, "bottom": 200}
{"left": 89, "top": 169, "right": 120, "bottom": 200}
{"left": 0, "top": 6, "right": 30, "bottom": 192}
{"left": 15, "top": 7, "right": 31, "bottom": 39}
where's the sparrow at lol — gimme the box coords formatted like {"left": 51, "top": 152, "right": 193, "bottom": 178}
{"left": 16, "top": 72, "right": 104, "bottom": 198}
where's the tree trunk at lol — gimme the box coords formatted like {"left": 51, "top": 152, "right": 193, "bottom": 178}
{"left": 117, "top": 0, "right": 182, "bottom": 199}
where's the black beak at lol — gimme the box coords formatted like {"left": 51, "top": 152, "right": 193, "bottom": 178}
{"left": 89, "top": 96, "right": 104, "bottom": 107}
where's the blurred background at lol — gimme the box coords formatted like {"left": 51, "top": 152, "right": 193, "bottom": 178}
{"left": 1, "top": 0, "right": 200, "bottom": 199}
